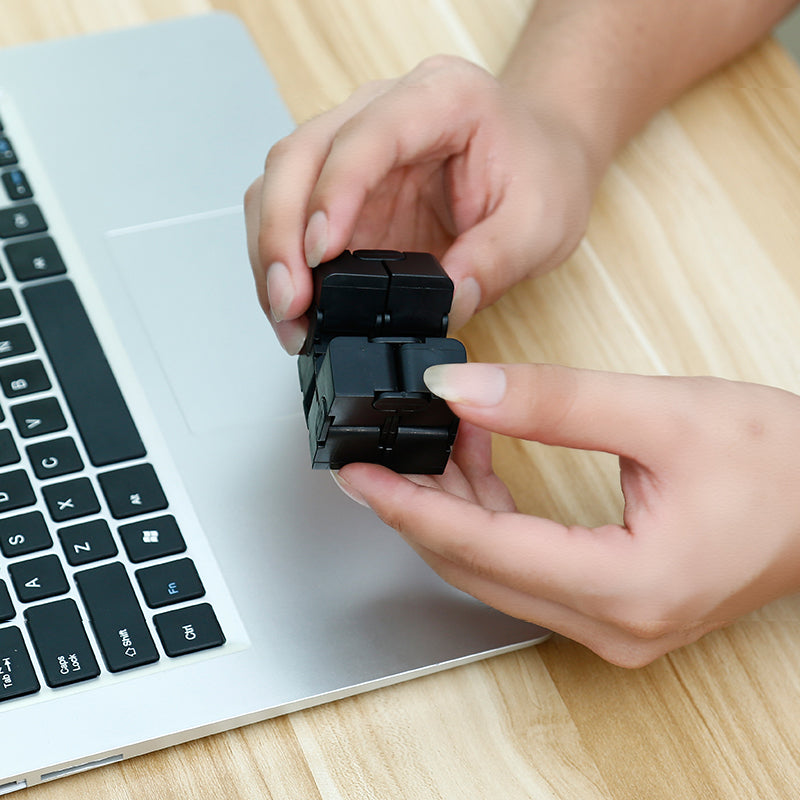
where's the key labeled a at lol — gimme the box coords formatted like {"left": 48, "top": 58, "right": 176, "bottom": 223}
{"left": 8, "top": 555, "right": 68, "bottom": 602}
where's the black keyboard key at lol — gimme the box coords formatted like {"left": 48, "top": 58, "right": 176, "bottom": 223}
{"left": 23, "top": 280, "right": 145, "bottom": 466}
{"left": 0, "top": 203, "right": 46, "bottom": 238}
{"left": 98, "top": 463, "right": 167, "bottom": 519}
{"left": 136, "top": 558, "right": 204, "bottom": 608}
{"left": 0, "top": 136, "right": 17, "bottom": 167}
{"left": 11, "top": 397, "right": 67, "bottom": 438}
{"left": 0, "top": 323, "right": 34, "bottom": 360}
{"left": 75, "top": 562, "right": 159, "bottom": 672}
{"left": 0, "top": 511, "right": 51, "bottom": 558}
{"left": 58, "top": 519, "right": 117, "bottom": 566}
{"left": 154, "top": 603, "right": 225, "bottom": 657}
{"left": 26, "top": 436, "right": 83, "bottom": 479}
{"left": 0, "top": 429, "right": 20, "bottom": 467}
{"left": 0, "top": 627, "right": 40, "bottom": 701}
{"left": 2, "top": 169, "right": 32, "bottom": 201}
{"left": 0, "top": 360, "right": 50, "bottom": 398}
{"left": 119, "top": 514, "right": 186, "bottom": 563}
{"left": 25, "top": 599, "right": 100, "bottom": 687}
{"left": 8, "top": 555, "right": 69, "bottom": 603}
{"left": 0, "top": 469, "right": 35, "bottom": 514}
{"left": 4, "top": 237, "right": 66, "bottom": 281}
{"left": 42, "top": 476, "right": 100, "bottom": 522}
{"left": 0, "top": 289, "right": 20, "bottom": 320}
{"left": 0, "top": 580, "right": 14, "bottom": 622}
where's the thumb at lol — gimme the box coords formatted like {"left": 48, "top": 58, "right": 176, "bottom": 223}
{"left": 424, "top": 362, "right": 679, "bottom": 462}
{"left": 441, "top": 203, "right": 566, "bottom": 325}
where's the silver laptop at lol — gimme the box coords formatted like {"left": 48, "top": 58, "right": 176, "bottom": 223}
{"left": 0, "top": 13, "right": 548, "bottom": 792}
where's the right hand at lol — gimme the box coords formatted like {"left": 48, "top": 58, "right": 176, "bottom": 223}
{"left": 335, "top": 363, "right": 800, "bottom": 667}
{"left": 244, "top": 54, "right": 604, "bottom": 353}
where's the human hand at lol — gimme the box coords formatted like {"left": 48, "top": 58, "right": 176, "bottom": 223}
{"left": 244, "top": 55, "right": 603, "bottom": 353}
{"left": 332, "top": 363, "right": 800, "bottom": 667}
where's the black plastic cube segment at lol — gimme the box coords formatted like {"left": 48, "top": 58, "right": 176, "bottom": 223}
{"left": 315, "top": 339, "right": 395, "bottom": 429}
{"left": 311, "top": 426, "right": 382, "bottom": 469}
{"left": 398, "top": 339, "right": 466, "bottom": 393}
{"left": 297, "top": 250, "right": 466, "bottom": 473}
{"left": 310, "top": 253, "right": 387, "bottom": 340}
{"left": 389, "top": 427, "right": 455, "bottom": 474}
{"left": 323, "top": 337, "right": 395, "bottom": 399}
{"left": 383, "top": 254, "right": 453, "bottom": 337}
{"left": 298, "top": 351, "right": 317, "bottom": 418}
{"left": 352, "top": 249, "right": 406, "bottom": 261}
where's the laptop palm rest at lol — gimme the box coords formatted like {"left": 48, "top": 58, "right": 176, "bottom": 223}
{"left": 105, "top": 209, "right": 297, "bottom": 437}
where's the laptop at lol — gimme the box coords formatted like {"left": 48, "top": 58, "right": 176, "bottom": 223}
{"left": 0, "top": 13, "right": 549, "bottom": 792}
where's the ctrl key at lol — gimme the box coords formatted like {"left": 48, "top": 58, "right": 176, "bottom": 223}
{"left": 154, "top": 603, "right": 225, "bottom": 657}
{"left": 24, "top": 599, "right": 100, "bottom": 687}
{"left": 0, "top": 626, "right": 40, "bottom": 701}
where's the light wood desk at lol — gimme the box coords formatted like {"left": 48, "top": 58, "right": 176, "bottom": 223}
{"left": 5, "top": 1, "right": 800, "bottom": 798}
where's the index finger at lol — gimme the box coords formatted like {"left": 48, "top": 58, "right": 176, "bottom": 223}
{"left": 246, "top": 80, "right": 392, "bottom": 323}
{"left": 304, "top": 56, "right": 493, "bottom": 264}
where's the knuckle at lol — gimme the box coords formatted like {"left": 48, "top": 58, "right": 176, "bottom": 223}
{"left": 415, "top": 53, "right": 482, "bottom": 79}
{"left": 256, "top": 227, "right": 274, "bottom": 269}
{"left": 407, "top": 54, "right": 494, "bottom": 101}
{"left": 596, "top": 640, "right": 669, "bottom": 670}
{"left": 615, "top": 613, "right": 678, "bottom": 642}
{"left": 330, "top": 111, "right": 364, "bottom": 147}
{"left": 350, "top": 77, "right": 391, "bottom": 101}
{"left": 601, "top": 573, "right": 696, "bottom": 643}
{"left": 243, "top": 176, "right": 262, "bottom": 209}
{"left": 263, "top": 134, "right": 294, "bottom": 172}
{"left": 522, "top": 364, "right": 582, "bottom": 440}
{"left": 415, "top": 53, "right": 463, "bottom": 75}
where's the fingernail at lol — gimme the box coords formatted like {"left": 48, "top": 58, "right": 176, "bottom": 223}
{"left": 424, "top": 363, "right": 506, "bottom": 407}
{"left": 448, "top": 277, "right": 481, "bottom": 332}
{"left": 266, "top": 262, "right": 294, "bottom": 322}
{"left": 275, "top": 318, "right": 308, "bottom": 355}
{"left": 330, "top": 470, "right": 369, "bottom": 507}
{"left": 304, "top": 210, "right": 328, "bottom": 268}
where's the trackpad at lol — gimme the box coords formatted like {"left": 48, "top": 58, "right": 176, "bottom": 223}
{"left": 105, "top": 210, "right": 300, "bottom": 435}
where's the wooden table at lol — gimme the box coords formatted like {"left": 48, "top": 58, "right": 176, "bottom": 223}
{"left": 6, "top": 1, "right": 800, "bottom": 797}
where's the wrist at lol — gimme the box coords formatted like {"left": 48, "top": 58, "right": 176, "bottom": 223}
{"left": 498, "top": 0, "right": 798, "bottom": 175}
{"left": 498, "top": 77, "right": 618, "bottom": 198}
{"left": 498, "top": 32, "right": 643, "bottom": 181}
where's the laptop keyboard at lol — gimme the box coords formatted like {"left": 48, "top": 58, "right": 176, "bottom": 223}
{"left": 0, "top": 112, "right": 225, "bottom": 702}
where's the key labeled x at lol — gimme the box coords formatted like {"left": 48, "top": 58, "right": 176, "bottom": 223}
{"left": 42, "top": 477, "right": 100, "bottom": 522}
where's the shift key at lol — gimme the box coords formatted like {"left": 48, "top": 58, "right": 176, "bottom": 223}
{"left": 75, "top": 562, "right": 159, "bottom": 672}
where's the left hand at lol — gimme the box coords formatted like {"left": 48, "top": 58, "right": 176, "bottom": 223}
{"left": 333, "top": 363, "right": 800, "bottom": 667}
{"left": 243, "top": 55, "right": 602, "bottom": 352}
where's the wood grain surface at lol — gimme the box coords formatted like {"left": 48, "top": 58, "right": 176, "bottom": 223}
{"left": 4, "top": 1, "right": 800, "bottom": 797}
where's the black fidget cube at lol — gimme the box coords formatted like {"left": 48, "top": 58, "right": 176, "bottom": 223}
{"left": 298, "top": 249, "right": 467, "bottom": 474}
